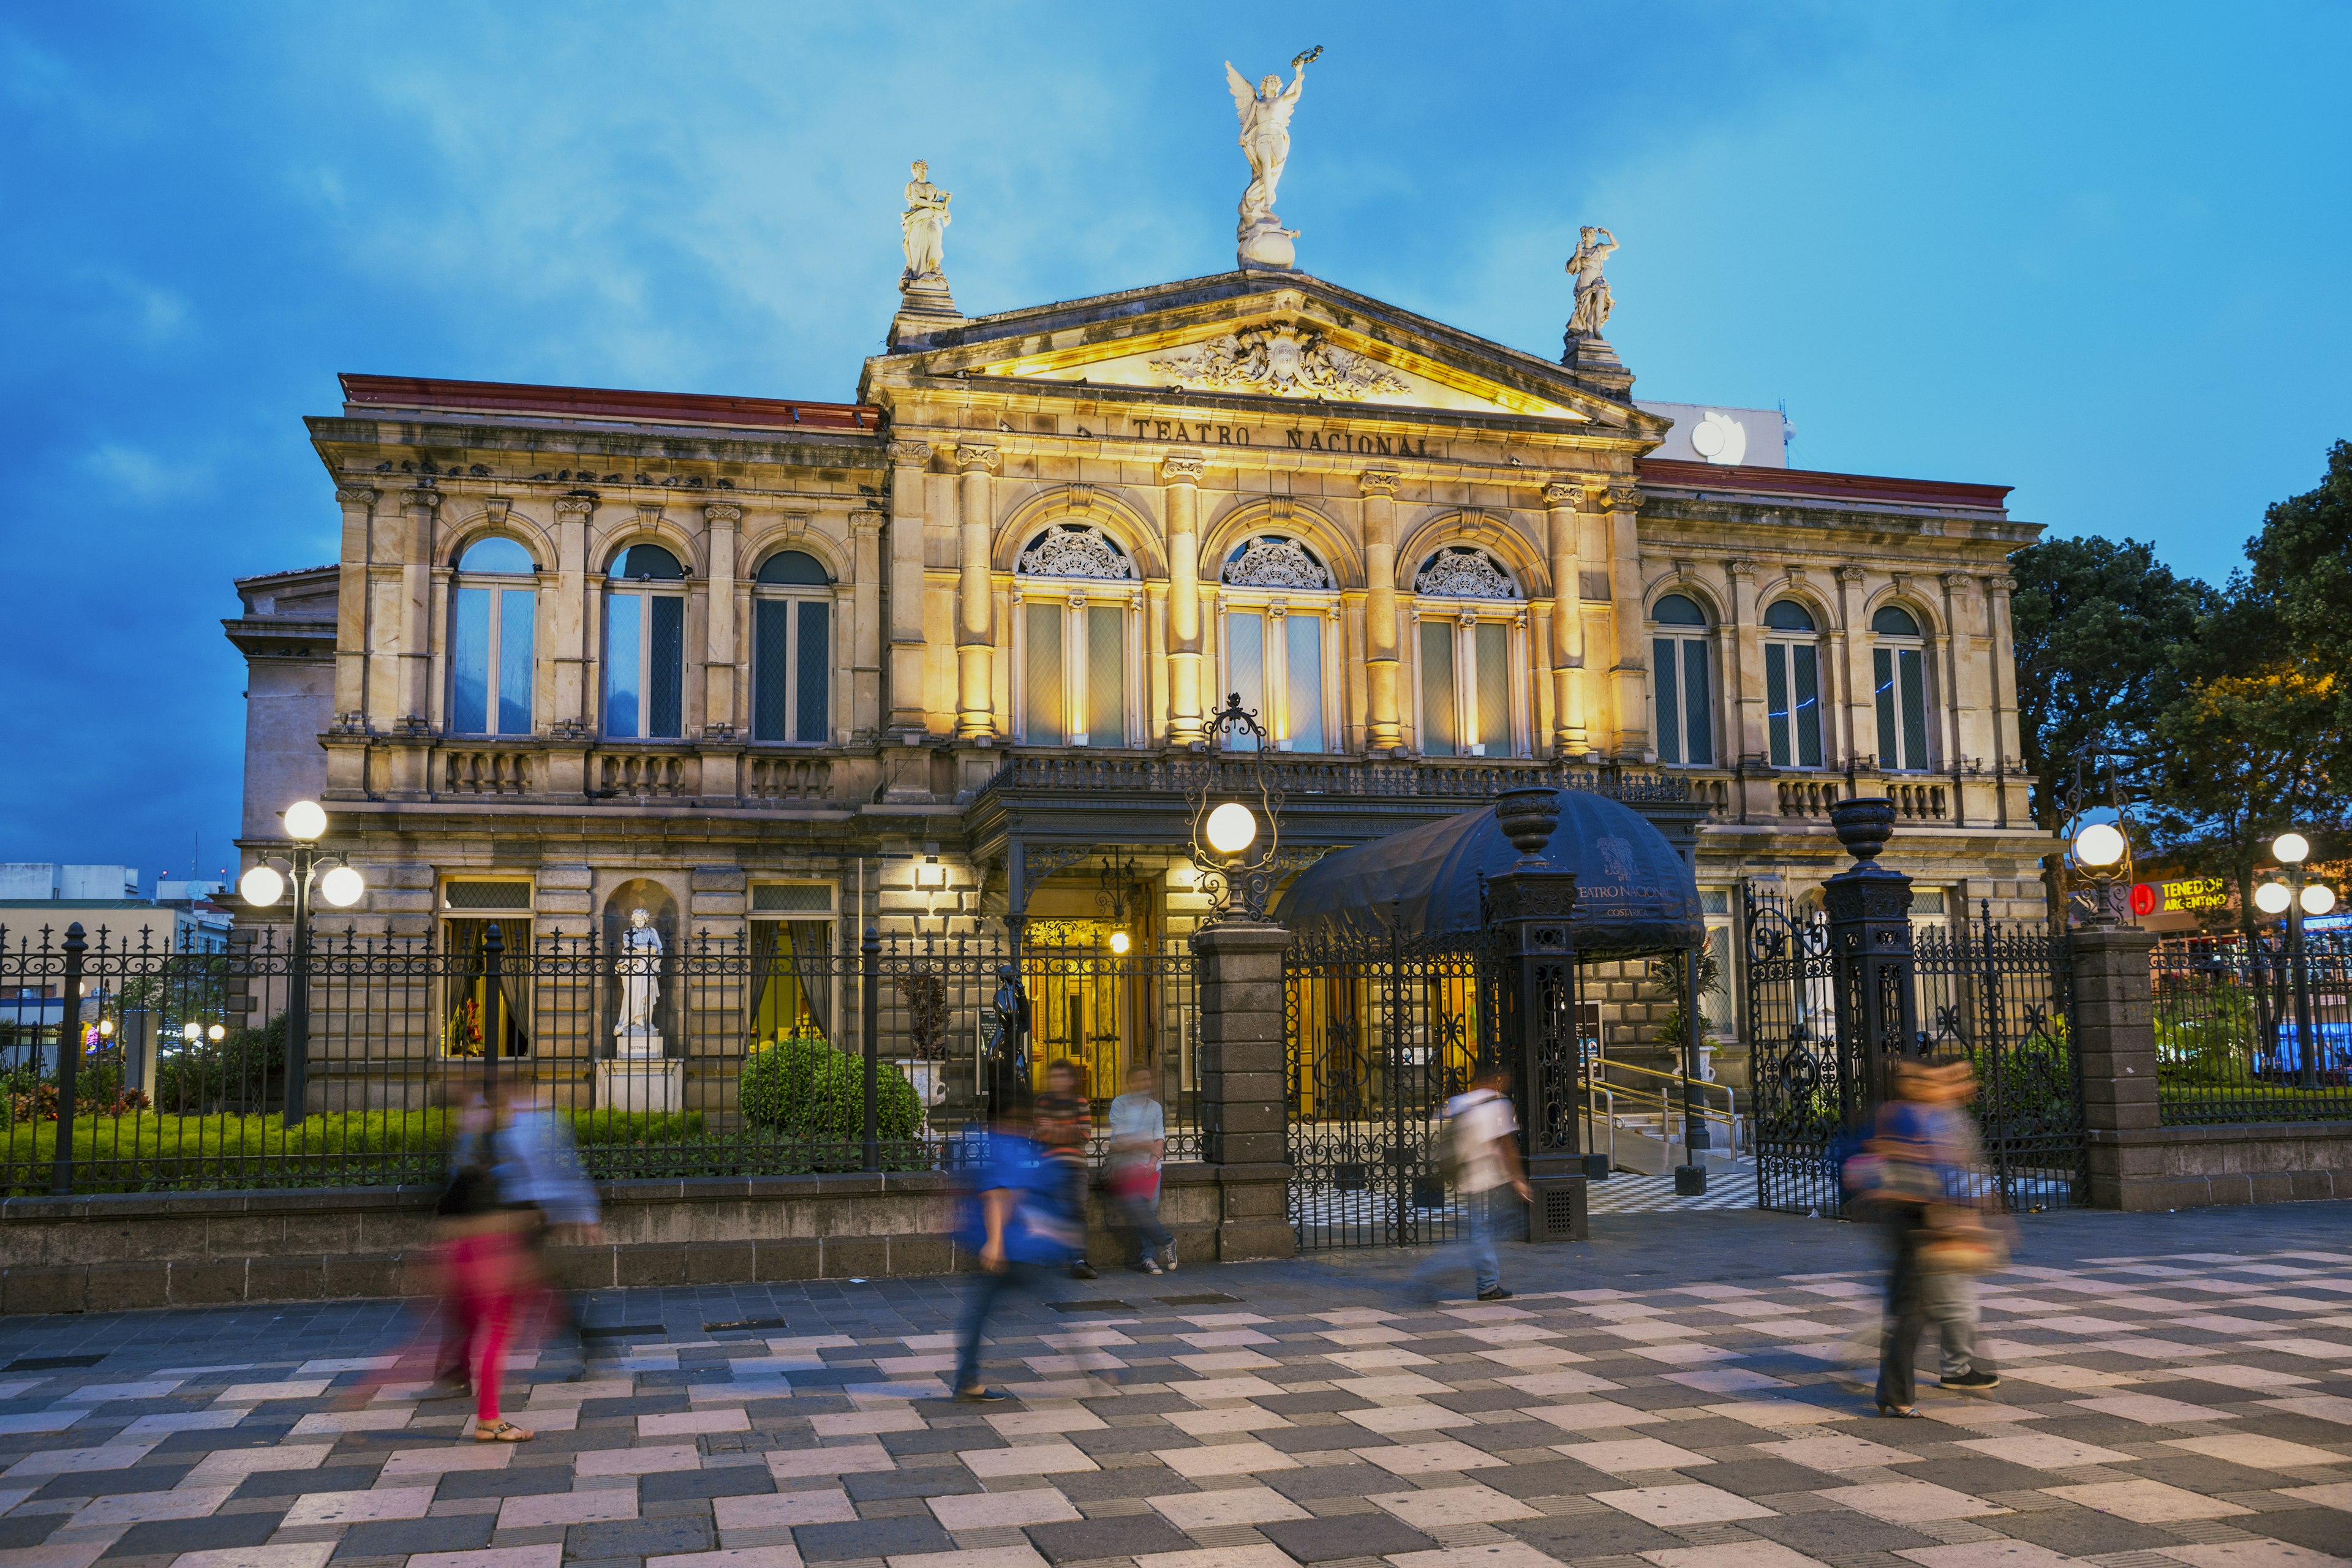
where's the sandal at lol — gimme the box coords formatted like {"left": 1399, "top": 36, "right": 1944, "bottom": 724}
{"left": 1875, "top": 1402, "right": 1923, "bottom": 1419}
{"left": 473, "top": 1419, "right": 534, "bottom": 1442}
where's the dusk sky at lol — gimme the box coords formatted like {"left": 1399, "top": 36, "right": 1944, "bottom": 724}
{"left": 3, "top": 3, "right": 2347, "bottom": 886}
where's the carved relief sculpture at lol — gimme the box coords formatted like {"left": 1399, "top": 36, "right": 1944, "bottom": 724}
{"left": 1225, "top": 51, "right": 1313, "bottom": 270}
{"left": 1223, "top": 535, "right": 1332, "bottom": 590}
{"left": 1415, "top": 547, "right": 1520, "bottom": 601}
{"left": 1150, "top": 326, "right": 1406, "bottom": 401}
{"left": 1018, "top": 525, "right": 1137, "bottom": 581}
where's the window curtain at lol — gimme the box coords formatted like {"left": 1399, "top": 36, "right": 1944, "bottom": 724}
{"left": 788, "top": 920, "right": 833, "bottom": 1040}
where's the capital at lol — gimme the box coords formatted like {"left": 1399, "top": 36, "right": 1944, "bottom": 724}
{"left": 334, "top": 486, "right": 378, "bottom": 508}
{"left": 1539, "top": 481, "right": 1581, "bottom": 510}
{"left": 1985, "top": 574, "right": 2018, "bottom": 594}
{"left": 888, "top": 439, "right": 933, "bottom": 467}
{"left": 1603, "top": 483, "right": 1643, "bottom": 513}
{"left": 1725, "top": 558, "right": 1758, "bottom": 578}
{"left": 954, "top": 444, "right": 1001, "bottom": 475}
{"left": 704, "top": 502, "right": 742, "bottom": 526}
{"left": 851, "top": 505, "right": 886, "bottom": 535}
{"left": 1359, "top": 468, "right": 1401, "bottom": 499}
{"left": 402, "top": 487, "right": 441, "bottom": 514}
{"left": 554, "top": 497, "right": 595, "bottom": 518}
{"left": 1160, "top": 454, "right": 1206, "bottom": 485}
{"left": 1940, "top": 570, "right": 1972, "bottom": 591}
{"left": 1835, "top": 564, "right": 1868, "bottom": 584}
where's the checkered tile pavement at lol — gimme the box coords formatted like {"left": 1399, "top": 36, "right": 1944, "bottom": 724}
{"left": 0, "top": 1233, "right": 2348, "bottom": 1568}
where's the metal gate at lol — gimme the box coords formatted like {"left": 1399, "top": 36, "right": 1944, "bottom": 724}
{"left": 1744, "top": 890, "right": 1855, "bottom": 1214}
{"left": 1915, "top": 910, "right": 2084, "bottom": 1211}
{"left": 1283, "top": 927, "right": 1501, "bottom": 1250}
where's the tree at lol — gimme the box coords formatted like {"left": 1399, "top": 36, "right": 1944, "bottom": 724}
{"left": 2008, "top": 535, "right": 2214, "bottom": 834}
{"left": 2241, "top": 439, "right": 2352, "bottom": 732}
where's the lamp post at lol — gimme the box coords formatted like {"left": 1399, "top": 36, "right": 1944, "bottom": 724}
{"left": 1183, "top": 693, "right": 1286, "bottom": 925}
{"left": 2255, "top": 832, "right": 2332, "bottom": 1090}
{"left": 237, "top": 799, "right": 366, "bottom": 1129}
{"left": 2065, "top": 820, "right": 2132, "bottom": 925}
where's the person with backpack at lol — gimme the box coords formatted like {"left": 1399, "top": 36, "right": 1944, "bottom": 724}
{"left": 1445, "top": 1065, "right": 1530, "bottom": 1302}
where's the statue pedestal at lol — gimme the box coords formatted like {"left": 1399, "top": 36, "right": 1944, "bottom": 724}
{"left": 596, "top": 1058, "right": 681, "bottom": 1115}
{"left": 1561, "top": 333, "right": 1633, "bottom": 398}
{"left": 890, "top": 278, "right": 964, "bottom": 349}
{"left": 1238, "top": 224, "right": 1297, "bottom": 271}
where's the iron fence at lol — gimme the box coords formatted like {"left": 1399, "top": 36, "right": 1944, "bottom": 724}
{"left": 0, "top": 919, "right": 1195, "bottom": 1196}
{"left": 1913, "top": 911, "right": 2084, "bottom": 1212}
{"left": 2152, "top": 931, "right": 2352, "bottom": 1125}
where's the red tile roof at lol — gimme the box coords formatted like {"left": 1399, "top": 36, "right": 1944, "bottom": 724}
{"left": 1638, "top": 459, "right": 2010, "bottom": 512}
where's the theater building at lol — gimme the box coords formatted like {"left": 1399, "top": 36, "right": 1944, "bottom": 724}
{"left": 228, "top": 262, "right": 2048, "bottom": 1099}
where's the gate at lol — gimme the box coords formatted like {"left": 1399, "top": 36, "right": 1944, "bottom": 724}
{"left": 1914, "top": 910, "right": 2084, "bottom": 1210}
{"left": 1744, "top": 890, "right": 1854, "bottom": 1214}
{"left": 1744, "top": 884, "right": 2086, "bottom": 1217}
{"left": 1283, "top": 926, "right": 1500, "bottom": 1250}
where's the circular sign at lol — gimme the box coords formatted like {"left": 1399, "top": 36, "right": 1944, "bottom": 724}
{"left": 2129, "top": 883, "right": 2158, "bottom": 918}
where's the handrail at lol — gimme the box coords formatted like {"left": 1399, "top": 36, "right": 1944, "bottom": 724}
{"left": 1597, "top": 1058, "right": 1737, "bottom": 1123}
{"left": 1597, "top": 1080, "right": 1739, "bottom": 1133}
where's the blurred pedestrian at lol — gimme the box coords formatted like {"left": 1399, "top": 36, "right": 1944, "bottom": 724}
{"left": 1444, "top": 1065, "right": 1530, "bottom": 1302}
{"left": 951, "top": 1091, "right": 1078, "bottom": 1402}
{"left": 1847, "top": 1058, "right": 2003, "bottom": 1417}
{"left": 434, "top": 1097, "right": 534, "bottom": 1441}
{"left": 1109, "top": 1064, "right": 1174, "bottom": 1274}
{"left": 1034, "top": 1058, "right": 1096, "bottom": 1280}
{"left": 496, "top": 1082, "right": 603, "bottom": 1366}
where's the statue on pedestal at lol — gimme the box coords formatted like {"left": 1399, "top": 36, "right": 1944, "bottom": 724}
{"left": 899, "top": 160, "right": 951, "bottom": 290}
{"left": 614, "top": 907, "right": 663, "bottom": 1057}
{"left": 1225, "top": 48, "right": 1316, "bottom": 271}
{"left": 1566, "top": 225, "right": 1618, "bottom": 342}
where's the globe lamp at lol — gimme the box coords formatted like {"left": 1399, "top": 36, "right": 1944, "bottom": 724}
{"left": 2072, "top": 822, "right": 2127, "bottom": 869}
{"left": 239, "top": 865, "right": 285, "bottom": 907}
{"left": 2274, "top": 832, "right": 2311, "bottom": 865}
{"left": 320, "top": 865, "right": 366, "bottom": 908}
{"left": 284, "top": 800, "right": 328, "bottom": 842}
{"left": 1108, "top": 930, "right": 1132, "bottom": 956}
{"left": 2301, "top": 883, "right": 2337, "bottom": 917}
{"left": 1205, "top": 801, "right": 1258, "bottom": 856}
{"left": 2255, "top": 881, "right": 2293, "bottom": 916}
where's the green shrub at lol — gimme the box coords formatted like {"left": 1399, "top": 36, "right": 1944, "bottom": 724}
{"left": 737, "top": 1036, "right": 920, "bottom": 1141}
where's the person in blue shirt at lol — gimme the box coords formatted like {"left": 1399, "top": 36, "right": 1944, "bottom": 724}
{"left": 952, "top": 1091, "right": 1077, "bottom": 1401}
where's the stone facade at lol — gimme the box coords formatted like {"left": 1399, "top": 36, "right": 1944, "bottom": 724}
{"left": 228, "top": 271, "right": 2049, "bottom": 1089}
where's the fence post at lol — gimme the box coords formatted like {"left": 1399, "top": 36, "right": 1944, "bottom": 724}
{"left": 1822, "top": 798, "right": 1917, "bottom": 1117}
{"left": 2073, "top": 923, "right": 2160, "bottom": 1209}
{"left": 862, "top": 925, "right": 881, "bottom": 1172}
{"left": 1483, "top": 788, "right": 1585, "bottom": 1240}
{"left": 481, "top": 923, "right": 503, "bottom": 1103}
{"left": 1193, "top": 918, "right": 1295, "bottom": 1261}
{"left": 50, "top": 924, "right": 86, "bottom": 1199}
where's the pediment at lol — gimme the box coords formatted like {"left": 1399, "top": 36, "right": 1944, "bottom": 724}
{"left": 875, "top": 271, "right": 1659, "bottom": 434}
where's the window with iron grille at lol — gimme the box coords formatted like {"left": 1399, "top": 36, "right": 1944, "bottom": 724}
{"left": 450, "top": 537, "right": 537, "bottom": 736}
{"left": 1871, "top": 603, "right": 1931, "bottom": 772}
{"left": 1649, "top": 593, "right": 1714, "bottom": 767}
{"left": 605, "top": 543, "right": 687, "bottom": 740}
{"left": 752, "top": 551, "right": 833, "bottom": 745}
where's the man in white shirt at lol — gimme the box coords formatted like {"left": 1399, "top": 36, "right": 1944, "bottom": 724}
{"left": 1447, "top": 1065, "right": 1530, "bottom": 1301}
{"left": 1107, "top": 1065, "right": 1175, "bottom": 1273}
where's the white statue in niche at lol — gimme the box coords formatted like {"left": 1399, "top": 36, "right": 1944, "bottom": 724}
{"left": 900, "top": 159, "right": 951, "bottom": 288}
{"left": 614, "top": 907, "right": 663, "bottom": 1055}
{"left": 1225, "top": 48, "right": 1316, "bottom": 270}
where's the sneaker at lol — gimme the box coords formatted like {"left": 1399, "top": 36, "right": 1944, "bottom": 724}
{"left": 1140, "top": 1257, "right": 1163, "bottom": 1275}
{"left": 1159, "top": 1242, "right": 1178, "bottom": 1273}
{"left": 1942, "top": 1370, "right": 2000, "bottom": 1393}
{"left": 1477, "top": 1287, "right": 1513, "bottom": 1302}
{"left": 1070, "top": 1261, "right": 1098, "bottom": 1281}
{"left": 954, "top": 1385, "right": 1009, "bottom": 1403}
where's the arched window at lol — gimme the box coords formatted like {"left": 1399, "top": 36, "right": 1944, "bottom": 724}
{"left": 1872, "top": 604, "right": 1929, "bottom": 772}
{"left": 752, "top": 550, "right": 831, "bottom": 745}
{"left": 1014, "top": 525, "right": 1136, "bottom": 747}
{"left": 450, "top": 537, "right": 536, "bottom": 736}
{"left": 1412, "top": 547, "right": 1523, "bottom": 758}
{"left": 1762, "top": 598, "right": 1823, "bottom": 770}
{"left": 1650, "top": 593, "right": 1714, "bottom": 767}
{"left": 1218, "top": 535, "right": 1336, "bottom": 753}
{"left": 606, "top": 543, "right": 686, "bottom": 741}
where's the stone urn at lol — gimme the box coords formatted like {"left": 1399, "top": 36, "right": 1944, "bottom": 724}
{"left": 1829, "top": 796, "right": 1898, "bottom": 864}
{"left": 1494, "top": 786, "right": 1562, "bottom": 864}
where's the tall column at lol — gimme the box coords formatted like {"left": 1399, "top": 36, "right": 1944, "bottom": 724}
{"left": 1360, "top": 469, "right": 1403, "bottom": 753}
{"left": 1835, "top": 564, "right": 1872, "bottom": 767}
{"left": 951, "top": 444, "right": 1000, "bottom": 741}
{"left": 1540, "top": 481, "right": 1585, "bottom": 755}
{"left": 396, "top": 486, "right": 440, "bottom": 728}
{"left": 331, "top": 488, "right": 375, "bottom": 731}
{"left": 703, "top": 503, "right": 741, "bottom": 737}
{"left": 1163, "top": 455, "right": 1206, "bottom": 745}
{"left": 1602, "top": 482, "right": 1647, "bottom": 757}
{"left": 886, "top": 440, "right": 932, "bottom": 737}
{"left": 1727, "top": 559, "right": 1763, "bottom": 763}
{"left": 551, "top": 498, "right": 593, "bottom": 737}
{"left": 1194, "top": 919, "right": 1297, "bottom": 1261}
{"left": 850, "top": 505, "right": 886, "bottom": 741}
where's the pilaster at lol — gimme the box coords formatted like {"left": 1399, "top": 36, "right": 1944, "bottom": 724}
{"left": 951, "top": 444, "right": 1000, "bottom": 741}
{"left": 331, "top": 488, "right": 376, "bottom": 731}
{"left": 1834, "top": 564, "right": 1871, "bottom": 766}
{"left": 850, "top": 505, "right": 886, "bottom": 743}
{"left": 703, "top": 503, "right": 741, "bottom": 737}
{"left": 886, "top": 440, "right": 932, "bottom": 737}
{"left": 1163, "top": 455, "right": 1206, "bottom": 745}
{"left": 1541, "top": 481, "right": 1587, "bottom": 756}
{"left": 1727, "top": 559, "right": 1763, "bottom": 764}
{"left": 1602, "top": 483, "right": 1646, "bottom": 758}
{"left": 551, "top": 498, "right": 594, "bottom": 739}
{"left": 1360, "top": 469, "right": 1403, "bottom": 753}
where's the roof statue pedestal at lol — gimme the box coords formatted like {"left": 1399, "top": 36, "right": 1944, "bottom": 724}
{"left": 1561, "top": 225, "right": 1632, "bottom": 398}
{"left": 1227, "top": 51, "right": 1315, "bottom": 272}
{"left": 891, "top": 159, "right": 964, "bottom": 349}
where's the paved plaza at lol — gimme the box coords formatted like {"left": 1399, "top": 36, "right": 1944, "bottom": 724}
{"left": 0, "top": 1205, "right": 2348, "bottom": 1568}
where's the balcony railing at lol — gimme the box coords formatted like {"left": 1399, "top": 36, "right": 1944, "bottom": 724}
{"left": 978, "top": 751, "right": 1692, "bottom": 805}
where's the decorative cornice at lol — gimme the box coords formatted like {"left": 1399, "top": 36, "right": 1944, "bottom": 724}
{"left": 954, "top": 445, "right": 1001, "bottom": 475}
{"left": 1539, "top": 482, "right": 1581, "bottom": 510}
{"left": 887, "top": 439, "right": 933, "bottom": 467}
{"left": 1161, "top": 454, "right": 1207, "bottom": 485}
{"left": 704, "top": 503, "right": 742, "bottom": 526}
{"left": 1359, "top": 468, "right": 1401, "bottom": 499}
{"left": 334, "top": 486, "right": 379, "bottom": 508}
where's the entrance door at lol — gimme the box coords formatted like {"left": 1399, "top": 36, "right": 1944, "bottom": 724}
{"left": 1021, "top": 918, "right": 1140, "bottom": 1103}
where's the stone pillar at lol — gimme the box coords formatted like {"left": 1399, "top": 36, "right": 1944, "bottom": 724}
{"left": 703, "top": 503, "right": 741, "bottom": 737}
{"left": 1360, "top": 469, "right": 1403, "bottom": 753}
{"left": 1727, "top": 559, "right": 1763, "bottom": 763}
{"left": 850, "top": 505, "right": 886, "bottom": 741}
{"left": 886, "top": 440, "right": 932, "bottom": 737}
{"left": 395, "top": 486, "right": 440, "bottom": 728}
{"left": 1162, "top": 455, "right": 1207, "bottom": 745}
{"left": 1540, "top": 481, "right": 1586, "bottom": 755}
{"left": 1985, "top": 573, "right": 2022, "bottom": 826}
{"left": 1193, "top": 920, "right": 1297, "bottom": 1261}
{"left": 551, "top": 498, "right": 594, "bottom": 738}
{"left": 1835, "top": 564, "right": 1872, "bottom": 767}
{"left": 952, "top": 444, "right": 1000, "bottom": 741}
{"left": 1602, "top": 482, "right": 1647, "bottom": 757}
{"left": 331, "top": 487, "right": 375, "bottom": 730}
{"left": 2075, "top": 923, "right": 2162, "bottom": 1210}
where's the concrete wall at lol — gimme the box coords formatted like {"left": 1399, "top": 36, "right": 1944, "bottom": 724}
{"left": 0, "top": 1163, "right": 1242, "bottom": 1314}
{"left": 242, "top": 655, "right": 334, "bottom": 843}
{"left": 2086, "top": 1123, "right": 2352, "bottom": 1212}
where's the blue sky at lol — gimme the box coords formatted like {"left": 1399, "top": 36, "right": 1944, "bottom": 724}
{"left": 3, "top": 2, "right": 2348, "bottom": 884}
